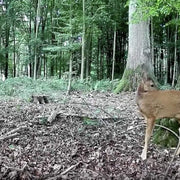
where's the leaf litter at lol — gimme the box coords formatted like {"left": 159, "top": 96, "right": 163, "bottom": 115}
{"left": 0, "top": 91, "right": 179, "bottom": 180}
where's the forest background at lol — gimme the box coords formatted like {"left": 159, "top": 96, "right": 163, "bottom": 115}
{"left": 0, "top": 0, "right": 180, "bottom": 95}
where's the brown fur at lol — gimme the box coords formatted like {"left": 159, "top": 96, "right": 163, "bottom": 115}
{"left": 136, "top": 78, "right": 180, "bottom": 160}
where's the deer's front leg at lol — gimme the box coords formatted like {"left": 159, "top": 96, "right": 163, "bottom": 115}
{"left": 141, "top": 117, "right": 155, "bottom": 160}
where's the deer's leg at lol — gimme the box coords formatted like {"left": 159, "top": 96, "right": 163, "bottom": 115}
{"left": 141, "top": 117, "right": 155, "bottom": 160}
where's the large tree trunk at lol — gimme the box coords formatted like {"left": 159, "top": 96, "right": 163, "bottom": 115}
{"left": 114, "top": 0, "right": 152, "bottom": 93}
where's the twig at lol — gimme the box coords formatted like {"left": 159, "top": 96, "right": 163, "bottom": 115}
{"left": 0, "top": 133, "right": 19, "bottom": 141}
{"left": 119, "top": 123, "right": 145, "bottom": 135}
{"left": 0, "top": 125, "right": 29, "bottom": 141}
{"left": 47, "top": 161, "right": 81, "bottom": 180}
{"left": 155, "top": 124, "right": 179, "bottom": 139}
{"left": 61, "top": 161, "right": 81, "bottom": 175}
{"left": 3, "top": 162, "right": 27, "bottom": 172}
{"left": 163, "top": 128, "right": 180, "bottom": 180}
{"left": 5, "top": 125, "right": 28, "bottom": 136}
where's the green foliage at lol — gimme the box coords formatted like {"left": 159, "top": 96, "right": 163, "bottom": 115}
{"left": 0, "top": 77, "right": 67, "bottom": 100}
{"left": 93, "top": 79, "right": 118, "bottom": 92}
{"left": 153, "top": 118, "right": 180, "bottom": 148}
{"left": 159, "top": 84, "right": 173, "bottom": 90}
{"left": 0, "top": 77, "right": 117, "bottom": 100}
{"left": 83, "top": 117, "right": 100, "bottom": 126}
{"left": 137, "top": 0, "right": 180, "bottom": 18}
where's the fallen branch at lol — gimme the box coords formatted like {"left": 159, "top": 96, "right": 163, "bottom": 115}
{"left": 0, "top": 125, "right": 29, "bottom": 141}
{"left": 3, "top": 162, "right": 27, "bottom": 172}
{"left": 5, "top": 125, "right": 28, "bottom": 136}
{"left": 61, "top": 161, "right": 81, "bottom": 175}
{"left": 0, "top": 132, "right": 19, "bottom": 141}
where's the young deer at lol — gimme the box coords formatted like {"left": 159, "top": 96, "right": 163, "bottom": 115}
{"left": 136, "top": 76, "right": 180, "bottom": 160}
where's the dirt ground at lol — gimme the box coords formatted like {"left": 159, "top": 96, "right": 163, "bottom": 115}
{"left": 0, "top": 92, "right": 179, "bottom": 180}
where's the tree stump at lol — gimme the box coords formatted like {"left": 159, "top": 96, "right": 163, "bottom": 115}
{"left": 31, "top": 95, "right": 49, "bottom": 104}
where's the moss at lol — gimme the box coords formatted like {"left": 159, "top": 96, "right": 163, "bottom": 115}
{"left": 114, "top": 66, "right": 143, "bottom": 93}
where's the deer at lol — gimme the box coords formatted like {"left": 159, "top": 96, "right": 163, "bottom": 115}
{"left": 136, "top": 74, "right": 180, "bottom": 160}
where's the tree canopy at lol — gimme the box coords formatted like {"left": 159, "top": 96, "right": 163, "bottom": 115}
{"left": 0, "top": 0, "right": 179, "bottom": 88}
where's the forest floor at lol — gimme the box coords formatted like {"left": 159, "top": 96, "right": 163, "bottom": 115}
{"left": 0, "top": 91, "right": 179, "bottom": 180}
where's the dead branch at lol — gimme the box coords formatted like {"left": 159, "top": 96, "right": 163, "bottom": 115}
{"left": 3, "top": 162, "right": 27, "bottom": 172}
{"left": 5, "top": 125, "right": 29, "bottom": 136}
{"left": 0, "top": 133, "right": 19, "bottom": 141}
{"left": 164, "top": 128, "right": 180, "bottom": 180}
{"left": 61, "top": 161, "right": 81, "bottom": 175}
{"left": 47, "top": 110, "right": 59, "bottom": 123}
{"left": 47, "top": 161, "right": 82, "bottom": 180}
{"left": 0, "top": 125, "right": 29, "bottom": 141}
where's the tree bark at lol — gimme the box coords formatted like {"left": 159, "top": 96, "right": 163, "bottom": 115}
{"left": 114, "top": 0, "right": 152, "bottom": 92}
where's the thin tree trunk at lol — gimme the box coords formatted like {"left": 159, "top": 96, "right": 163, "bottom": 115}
{"left": 80, "top": 0, "right": 85, "bottom": 80}
{"left": 151, "top": 18, "right": 154, "bottom": 70}
{"left": 5, "top": 28, "right": 9, "bottom": 79}
{"left": 66, "top": 0, "right": 73, "bottom": 95}
{"left": 4, "top": 1, "right": 10, "bottom": 79}
{"left": 67, "top": 53, "right": 73, "bottom": 95}
{"left": 97, "top": 39, "right": 100, "bottom": 80}
{"left": 112, "top": 24, "right": 116, "bottom": 81}
{"left": 34, "top": 0, "right": 41, "bottom": 80}
{"left": 86, "top": 30, "right": 92, "bottom": 78}
{"left": 164, "top": 49, "right": 168, "bottom": 84}
{"left": 13, "top": 21, "right": 16, "bottom": 77}
{"left": 172, "top": 15, "right": 178, "bottom": 87}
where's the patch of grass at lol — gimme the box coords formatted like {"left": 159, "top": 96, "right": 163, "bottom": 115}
{"left": 83, "top": 117, "right": 100, "bottom": 126}
{"left": 0, "top": 77, "right": 118, "bottom": 100}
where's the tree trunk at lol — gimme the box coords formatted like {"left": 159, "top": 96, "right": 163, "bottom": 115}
{"left": 13, "top": 21, "right": 16, "bottom": 77}
{"left": 34, "top": 0, "right": 41, "bottom": 80}
{"left": 66, "top": 0, "right": 73, "bottom": 95}
{"left": 172, "top": 15, "right": 178, "bottom": 87}
{"left": 96, "top": 39, "right": 100, "bottom": 80}
{"left": 80, "top": 0, "right": 85, "bottom": 80}
{"left": 86, "top": 30, "right": 92, "bottom": 78}
{"left": 5, "top": 28, "right": 10, "bottom": 79}
{"left": 151, "top": 18, "right": 154, "bottom": 72}
{"left": 112, "top": 24, "right": 116, "bottom": 81}
{"left": 114, "top": 0, "right": 152, "bottom": 93}
{"left": 4, "top": 1, "right": 10, "bottom": 79}
{"left": 67, "top": 53, "right": 73, "bottom": 95}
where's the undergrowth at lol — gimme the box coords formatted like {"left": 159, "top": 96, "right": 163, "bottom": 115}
{"left": 0, "top": 77, "right": 118, "bottom": 100}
